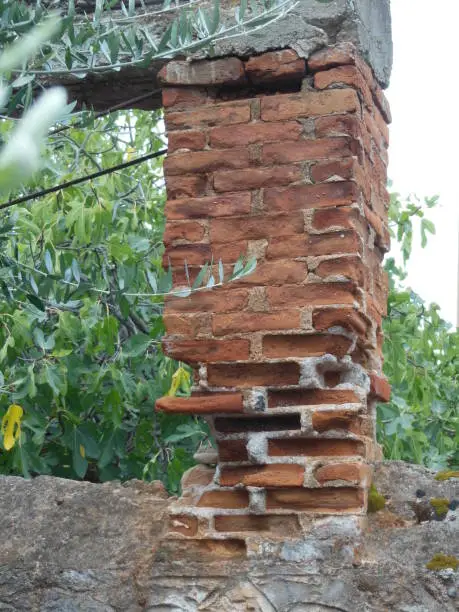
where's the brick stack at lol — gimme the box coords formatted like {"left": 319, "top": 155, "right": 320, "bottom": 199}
{"left": 155, "top": 44, "right": 391, "bottom": 554}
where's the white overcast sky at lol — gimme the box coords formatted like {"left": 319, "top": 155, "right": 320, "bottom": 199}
{"left": 387, "top": 0, "right": 459, "bottom": 325}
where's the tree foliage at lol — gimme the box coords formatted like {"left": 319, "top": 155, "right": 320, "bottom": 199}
{"left": 0, "top": 0, "right": 457, "bottom": 491}
{"left": 380, "top": 193, "right": 459, "bottom": 470}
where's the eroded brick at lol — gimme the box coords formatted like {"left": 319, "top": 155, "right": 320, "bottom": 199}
{"left": 197, "top": 489, "right": 249, "bottom": 509}
{"left": 166, "top": 193, "right": 252, "bottom": 220}
{"left": 261, "top": 90, "right": 359, "bottom": 121}
{"left": 264, "top": 181, "right": 359, "bottom": 212}
{"left": 266, "top": 486, "right": 364, "bottom": 512}
{"left": 263, "top": 334, "right": 353, "bottom": 359}
{"left": 246, "top": 49, "right": 305, "bottom": 84}
{"left": 162, "top": 338, "right": 250, "bottom": 363}
{"left": 213, "top": 310, "right": 301, "bottom": 336}
{"left": 220, "top": 464, "right": 304, "bottom": 487}
{"left": 268, "top": 437, "right": 365, "bottom": 457}
{"left": 156, "top": 392, "right": 244, "bottom": 415}
{"left": 210, "top": 121, "right": 302, "bottom": 148}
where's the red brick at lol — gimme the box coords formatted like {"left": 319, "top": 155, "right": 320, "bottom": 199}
{"left": 213, "top": 310, "right": 301, "bottom": 336}
{"left": 267, "top": 231, "right": 361, "bottom": 261}
{"left": 314, "top": 65, "right": 373, "bottom": 110}
{"left": 157, "top": 538, "right": 247, "bottom": 560}
{"left": 261, "top": 90, "right": 359, "bottom": 121}
{"left": 315, "top": 462, "right": 370, "bottom": 485}
{"left": 264, "top": 181, "right": 359, "bottom": 212}
{"left": 167, "top": 130, "right": 207, "bottom": 153}
{"left": 165, "top": 288, "right": 249, "bottom": 314}
{"left": 263, "top": 334, "right": 352, "bottom": 359}
{"left": 166, "top": 101, "right": 250, "bottom": 130}
{"left": 214, "top": 514, "right": 301, "bottom": 535}
{"left": 166, "top": 193, "right": 251, "bottom": 220}
{"left": 197, "top": 489, "right": 249, "bottom": 509}
{"left": 210, "top": 121, "right": 301, "bottom": 148}
{"left": 262, "top": 137, "right": 358, "bottom": 165}
{"left": 308, "top": 231, "right": 362, "bottom": 257}
{"left": 162, "top": 338, "right": 250, "bottom": 363}
{"left": 181, "top": 465, "right": 215, "bottom": 489}
{"left": 364, "top": 109, "right": 388, "bottom": 150}
{"left": 162, "top": 87, "right": 209, "bottom": 110}
{"left": 159, "top": 58, "right": 246, "bottom": 86}
{"left": 164, "top": 244, "right": 211, "bottom": 266}
{"left": 164, "top": 148, "right": 249, "bottom": 175}
{"left": 246, "top": 49, "right": 305, "bottom": 84}
{"left": 163, "top": 221, "right": 206, "bottom": 245}
{"left": 268, "top": 437, "right": 365, "bottom": 457}
{"left": 234, "top": 261, "right": 307, "bottom": 287}
{"left": 311, "top": 158, "right": 357, "bottom": 184}
{"left": 168, "top": 514, "right": 199, "bottom": 537}
{"left": 313, "top": 308, "right": 368, "bottom": 336}
{"left": 315, "top": 114, "right": 363, "bottom": 140}
{"left": 220, "top": 464, "right": 304, "bottom": 487}
{"left": 266, "top": 486, "right": 364, "bottom": 512}
{"left": 156, "top": 392, "right": 244, "bottom": 415}
{"left": 266, "top": 234, "right": 308, "bottom": 259}
{"left": 214, "top": 165, "right": 302, "bottom": 193}
{"left": 208, "top": 242, "right": 249, "bottom": 265}
{"left": 364, "top": 205, "right": 390, "bottom": 252}
{"left": 308, "top": 43, "right": 360, "bottom": 72}
{"left": 268, "top": 389, "right": 360, "bottom": 408}
{"left": 166, "top": 175, "right": 207, "bottom": 199}
{"left": 312, "top": 206, "right": 362, "bottom": 231}
{"left": 266, "top": 283, "right": 357, "bottom": 308}
{"left": 210, "top": 213, "right": 304, "bottom": 243}
{"left": 163, "top": 313, "right": 211, "bottom": 337}
{"left": 316, "top": 256, "right": 366, "bottom": 286}
{"left": 218, "top": 439, "right": 248, "bottom": 462}
{"left": 369, "top": 372, "right": 391, "bottom": 402}
{"left": 207, "top": 362, "right": 300, "bottom": 388}
{"left": 312, "top": 410, "right": 362, "bottom": 434}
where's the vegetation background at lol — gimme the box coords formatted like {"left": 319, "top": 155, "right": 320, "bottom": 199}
{"left": 0, "top": 0, "right": 457, "bottom": 492}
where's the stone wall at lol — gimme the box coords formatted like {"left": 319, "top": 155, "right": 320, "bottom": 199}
{"left": 0, "top": 463, "right": 458, "bottom": 610}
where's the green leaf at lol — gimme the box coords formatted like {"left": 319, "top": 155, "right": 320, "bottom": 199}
{"left": 72, "top": 428, "right": 88, "bottom": 479}
{"left": 122, "top": 333, "right": 152, "bottom": 358}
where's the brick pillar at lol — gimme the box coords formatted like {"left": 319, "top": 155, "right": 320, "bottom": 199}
{"left": 156, "top": 45, "right": 391, "bottom": 550}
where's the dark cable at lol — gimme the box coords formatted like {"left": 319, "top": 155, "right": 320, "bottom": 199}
{"left": 0, "top": 148, "right": 167, "bottom": 211}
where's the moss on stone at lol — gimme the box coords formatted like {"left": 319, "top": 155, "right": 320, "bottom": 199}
{"left": 430, "top": 497, "right": 450, "bottom": 519}
{"left": 368, "top": 484, "right": 385, "bottom": 513}
{"left": 426, "top": 553, "right": 459, "bottom": 571}
{"left": 434, "top": 470, "right": 459, "bottom": 481}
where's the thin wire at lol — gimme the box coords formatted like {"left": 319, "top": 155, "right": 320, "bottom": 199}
{"left": 50, "top": 88, "right": 162, "bottom": 136}
{"left": 0, "top": 148, "right": 167, "bottom": 211}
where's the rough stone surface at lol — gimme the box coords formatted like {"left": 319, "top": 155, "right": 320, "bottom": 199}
{"left": 61, "top": 0, "right": 392, "bottom": 110}
{"left": 0, "top": 463, "right": 458, "bottom": 610}
{"left": 211, "top": 0, "right": 392, "bottom": 87}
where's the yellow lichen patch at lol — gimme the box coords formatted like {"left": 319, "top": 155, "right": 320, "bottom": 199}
{"left": 426, "top": 554, "right": 459, "bottom": 571}
{"left": 430, "top": 497, "right": 450, "bottom": 519}
{"left": 368, "top": 484, "right": 385, "bottom": 513}
{"left": 435, "top": 470, "right": 459, "bottom": 481}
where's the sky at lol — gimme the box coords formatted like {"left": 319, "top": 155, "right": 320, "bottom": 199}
{"left": 387, "top": 0, "right": 459, "bottom": 325}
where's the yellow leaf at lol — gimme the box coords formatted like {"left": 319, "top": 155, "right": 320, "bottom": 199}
{"left": 79, "top": 444, "right": 85, "bottom": 458}
{"left": 126, "top": 147, "right": 136, "bottom": 162}
{"left": 167, "top": 366, "right": 191, "bottom": 397}
{"left": 1, "top": 404, "right": 23, "bottom": 451}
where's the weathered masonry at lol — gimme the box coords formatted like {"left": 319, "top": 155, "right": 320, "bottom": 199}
{"left": 154, "top": 0, "right": 393, "bottom": 560}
